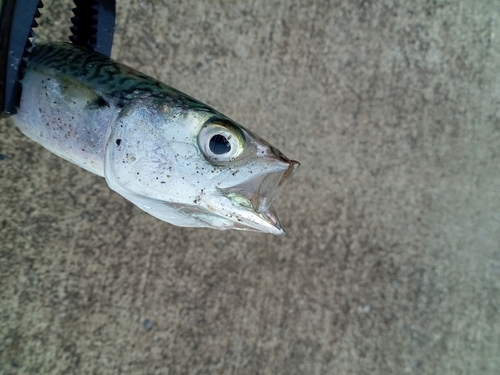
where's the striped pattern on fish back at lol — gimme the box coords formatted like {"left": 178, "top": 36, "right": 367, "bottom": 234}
{"left": 27, "top": 42, "right": 208, "bottom": 109}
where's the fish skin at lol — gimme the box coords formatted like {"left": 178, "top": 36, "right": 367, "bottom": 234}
{"left": 12, "top": 43, "right": 299, "bottom": 234}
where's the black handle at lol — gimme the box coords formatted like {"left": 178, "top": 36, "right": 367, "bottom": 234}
{"left": 0, "top": 0, "right": 43, "bottom": 117}
{"left": 70, "top": 0, "right": 115, "bottom": 57}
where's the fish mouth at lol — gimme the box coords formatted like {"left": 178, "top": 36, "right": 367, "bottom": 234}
{"left": 222, "top": 157, "right": 300, "bottom": 235}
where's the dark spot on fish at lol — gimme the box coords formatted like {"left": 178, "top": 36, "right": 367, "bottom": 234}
{"left": 116, "top": 101, "right": 126, "bottom": 109}
{"left": 85, "top": 96, "right": 109, "bottom": 111}
{"left": 95, "top": 96, "right": 109, "bottom": 108}
{"left": 116, "top": 139, "right": 122, "bottom": 146}
{"left": 0, "top": 154, "right": 5, "bottom": 161}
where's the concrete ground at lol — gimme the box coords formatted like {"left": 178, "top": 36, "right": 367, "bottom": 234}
{"left": 1, "top": 0, "right": 500, "bottom": 374}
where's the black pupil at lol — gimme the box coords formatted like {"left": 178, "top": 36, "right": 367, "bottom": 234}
{"left": 209, "top": 134, "right": 231, "bottom": 155}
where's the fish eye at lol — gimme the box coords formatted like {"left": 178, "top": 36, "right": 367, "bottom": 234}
{"left": 209, "top": 134, "right": 231, "bottom": 155}
{"left": 199, "top": 121, "right": 244, "bottom": 162}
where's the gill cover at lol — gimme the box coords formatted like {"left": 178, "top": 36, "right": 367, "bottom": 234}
{"left": 104, "top": 98, "right": 209, "bottom": 227}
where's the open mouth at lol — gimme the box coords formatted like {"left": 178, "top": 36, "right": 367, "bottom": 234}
{"left": 224, "top": 157, "right": 300, "bottom": 234}
{"left": 249, "top": 159, "right": 300, "bottom": 214}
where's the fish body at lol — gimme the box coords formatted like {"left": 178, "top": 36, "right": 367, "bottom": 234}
{"left": 12, "top": 43, "right": 299, "bottom": 234}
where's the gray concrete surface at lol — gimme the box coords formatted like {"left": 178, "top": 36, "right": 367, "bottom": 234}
{"left": 1, "top": 0, "right": 500, "bottom": 374}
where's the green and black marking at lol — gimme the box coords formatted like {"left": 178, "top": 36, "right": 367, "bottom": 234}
{"left": 27, "top": 42, "right": 210, "bottom": 109}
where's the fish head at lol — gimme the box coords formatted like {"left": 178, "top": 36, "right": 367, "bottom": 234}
{"left": 104, "top": 98, "right": 299, "bottom": 234}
